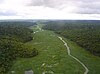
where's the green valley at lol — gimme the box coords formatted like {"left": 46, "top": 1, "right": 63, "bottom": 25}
{"left": 7, "top": 23, "right": 100, "bottom": 74}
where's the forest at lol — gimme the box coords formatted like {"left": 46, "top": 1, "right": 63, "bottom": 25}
{"left": 43, "top": 20, "right": 100, "bottom": 57}
{"left": 0, "top": 21, "right": 38, "bottom": 74}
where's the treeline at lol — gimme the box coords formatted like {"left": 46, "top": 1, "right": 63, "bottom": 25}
{"left": 0, "top": 22, "right": 38, "bottom": 74}
{"left": 43, "top": 20, "right": 100, "bottom": 56}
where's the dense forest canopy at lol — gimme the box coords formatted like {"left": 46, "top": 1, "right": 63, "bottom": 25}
{"left": 43, "top": 20, "right": 100, "bottom": 57}
{"left": 0, "top": 21, "right": 38, "bottom": 74}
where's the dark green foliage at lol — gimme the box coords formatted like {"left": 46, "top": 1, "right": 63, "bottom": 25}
{"left": 0, "top": 22, "right": 38, "bottom": 74}
{"left": 0, "top": 23, "right": 34, "bottom": 42}
{"left": 43, "top": 20, "right": 100, "bottom": 56}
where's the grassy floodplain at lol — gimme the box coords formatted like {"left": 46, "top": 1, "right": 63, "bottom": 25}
{"left": 8, "top": 24, "right": 100, "bottom": 74}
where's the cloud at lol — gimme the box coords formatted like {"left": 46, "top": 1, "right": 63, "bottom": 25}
{"left": 75, "top": 1, "right": 100, "bottom": 14}
{"left": 0, "top": 0, "right": 100, "bottom": 20}
{"left": 0, "top": 0, "right": 4, "bottom": 3}
{"left": 0, "top": 10, "right": 16, "bottom": 16}
{"left": 29, "top": 0, "right": 100, "bottom": 14}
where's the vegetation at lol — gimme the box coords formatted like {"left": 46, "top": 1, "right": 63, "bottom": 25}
{"left": 7, "top": 25, "right": 100, "bottom": 74}
{"left": 1, "top": 21, "right": 100, "bottom": 74}
{"left": 0, "top": 21, "right": 37, "bottom": 42}
{"left": 7, "top": 26, "right": 85, "bottom": 74}
{"left": 0, "top": 21, "right": 38, "bottom": 74}
{"left": 43, "top": 20, "right": 100, "bottom": 56}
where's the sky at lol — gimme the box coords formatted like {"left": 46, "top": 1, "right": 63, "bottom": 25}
{"left": 0, "top": 0, "right": 100, "bottom": 20}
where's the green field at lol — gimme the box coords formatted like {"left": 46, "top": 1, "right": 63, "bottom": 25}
{"left": 7, "top": 25, "right": 100, "bottom": 74}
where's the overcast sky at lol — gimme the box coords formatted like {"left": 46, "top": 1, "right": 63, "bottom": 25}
{"left": 0, "top": 0, "right": 100, "bottom": 20}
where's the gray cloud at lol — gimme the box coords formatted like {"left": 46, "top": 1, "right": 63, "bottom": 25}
{"left": 29, "top": 0, "right": 66, "bottom": 8}
{"left": 0, "top": 10, "right": 17, "bottom": 16}
{"left": 0, "top": 0, "right": 100, "bottom": 20}
{"left": 28, "top": 0, "right": 100, "bottom": 14}
{"left": 75, "top": 1, "right": 100, "bottom": 14}
{"left": 0, "top": 0, "right": 4, "bottom": 4}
